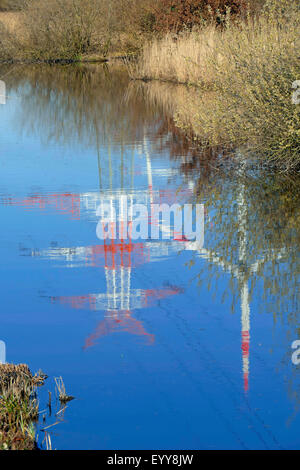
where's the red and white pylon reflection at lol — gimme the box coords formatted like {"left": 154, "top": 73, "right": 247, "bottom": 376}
{"left": 0, "top": 193, "right": 81, "bottom": 220}
{"left": 50, "top": 227, "right": 183, "bottom": 348}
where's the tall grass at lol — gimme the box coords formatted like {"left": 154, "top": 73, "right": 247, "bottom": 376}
{"left": 133, "top": 0, "right": 300, "bottom": 170}
{"left": 133, "top": 27, "right": 218, "bottom": 85}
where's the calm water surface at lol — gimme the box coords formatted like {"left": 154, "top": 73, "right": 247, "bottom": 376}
{"left": 0, "top": 64, "right": 299, "bottom": 450}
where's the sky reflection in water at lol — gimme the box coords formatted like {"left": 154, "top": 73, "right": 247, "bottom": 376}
{"left": 0, "top": 64, "right": 299, "bottom": 450}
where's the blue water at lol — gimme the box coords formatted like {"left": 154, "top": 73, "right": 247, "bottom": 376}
{"left": 0, "top": 65, "right": 299, "bottom": 450}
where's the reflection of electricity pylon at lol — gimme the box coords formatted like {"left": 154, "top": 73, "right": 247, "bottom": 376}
{"left": 187, "top": 160, "right": 287, "bottom": 392}
{"left": 0, "top": 193, "right": 81, "bottom": 220}
{"left": 52, "top": 230, "right": 181, "bottom": 347}
{"left": 17, "top": 132, "right": 195, "bottom": 347}
{"left": 52, "top": 133, "right": 187, "bottom": 347}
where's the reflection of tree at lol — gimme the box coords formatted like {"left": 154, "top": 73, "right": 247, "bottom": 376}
{"left": 190, "top": 168, "right": 299, "bottom": 319}
{"left": 3, "top": 63, "right": 165, "bottom": 147}
{"left": 183, "top": 155, "right": 300, "bottom": 398}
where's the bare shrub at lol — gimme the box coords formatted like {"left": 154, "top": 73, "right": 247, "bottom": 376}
{"left": 17, "top": 0, "right": 106, "bottom": 60}
{"left": 148, "top": 0, "right": 248, "bottom": 33}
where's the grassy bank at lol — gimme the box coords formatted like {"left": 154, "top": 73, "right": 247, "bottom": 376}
{"left": 133, "top": 0, "right": 300, "bottom": 170}
{"left": 0, "top": 363, "right": 46, "bottom": 450}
